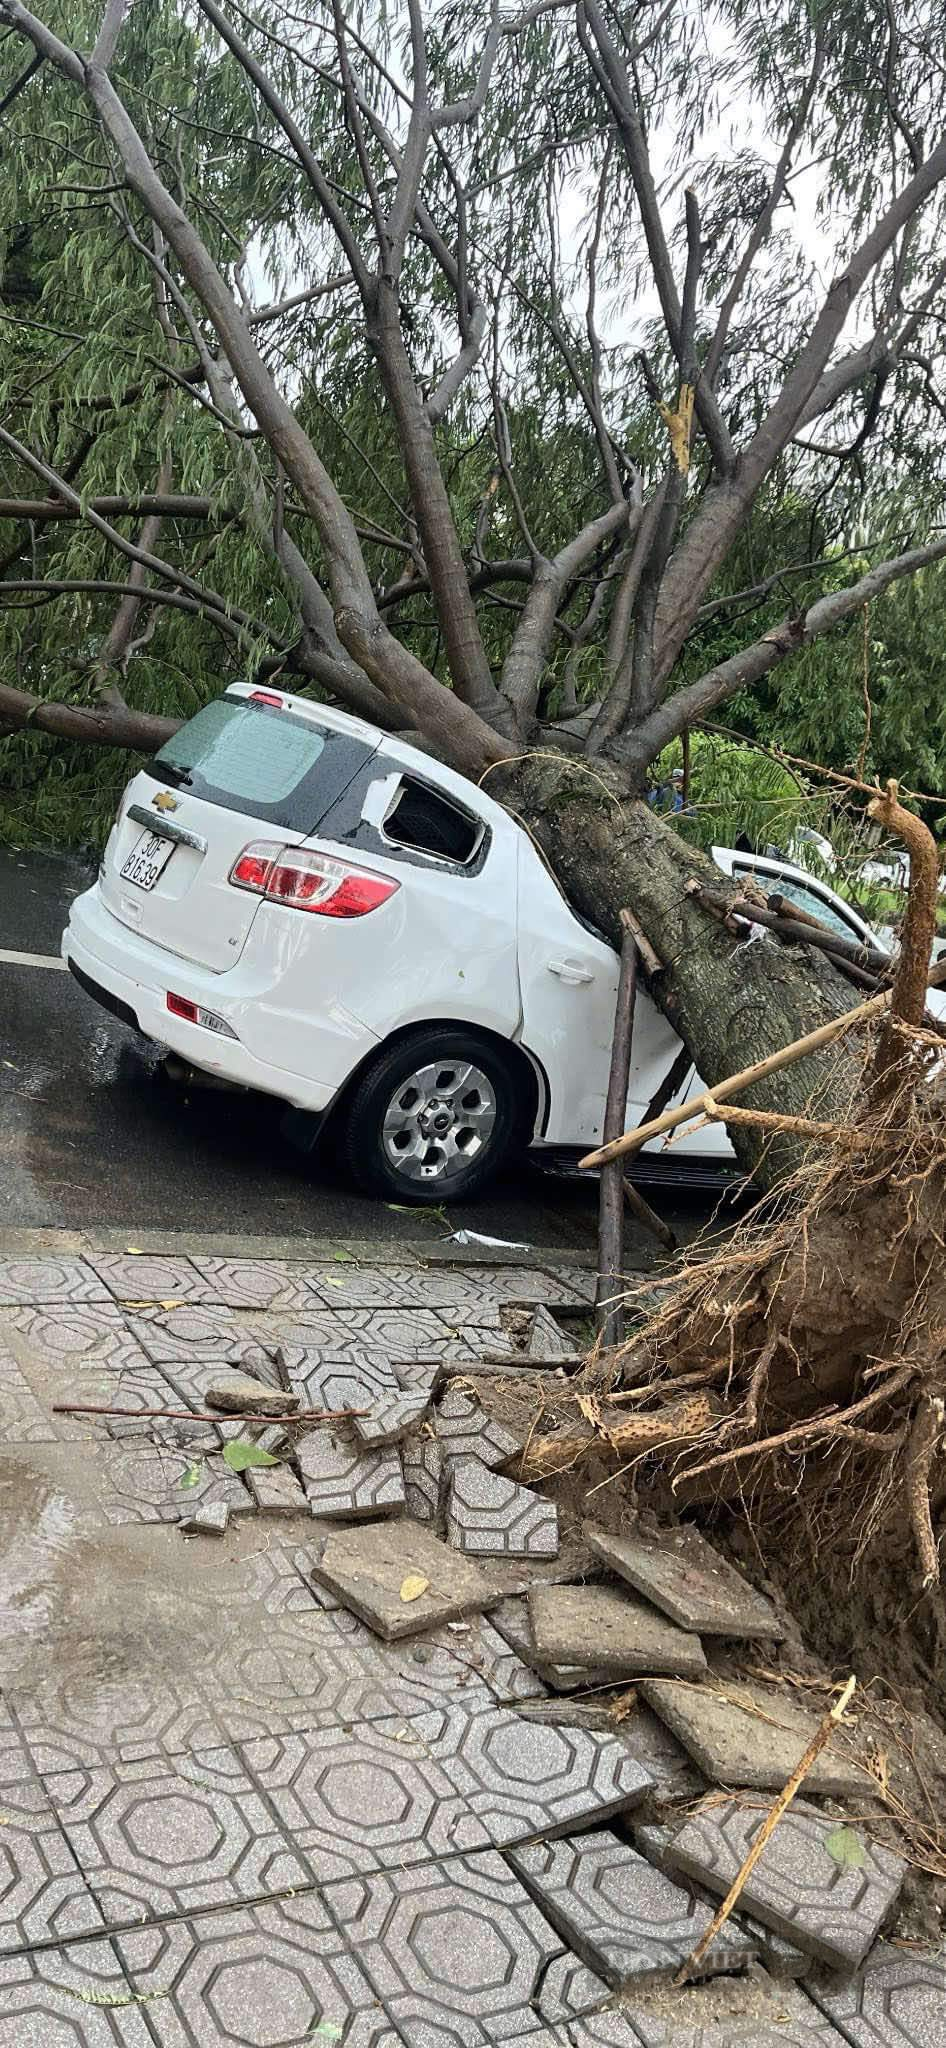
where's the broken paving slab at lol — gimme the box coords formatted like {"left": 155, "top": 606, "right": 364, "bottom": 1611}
{"left": 352, "top": 1388, "right": 432, "bottom": 1446}
{"left": 507, "top": 1829, "right": 756, "bottom": 1986}
{"left": 807, "top": 1938, "right": 946, "bottom": 2046}
{"left": 529, "top": 1583, "right": 708, "bottom": 1680}
{"left": 204, "top": 1378, "right": 299, "bottom": 1416}
{"left": 401, "top": 1429, "right": 445, "bottom": 1523}
{"left": 435, "top": 1385, "right": 524, "bottom": 1467}
{"left": 665, "top": 1798, "right": 905, "bottom": 1971}
{"left": 446, "top": 1457, "right": 559, "bottom": 1560}
{"left": 97, "top": 1443, "right": 254, "bottom": 1525}
{"left": 244, "top": 1462, "right": 309, "bottom": 1515}
{"left": 311, "top": 1518, "right": 496, "bottom": 1638}
{"left": 492, "top": 1596, "right": 617, "bottom": 1692}
{"left": 584, "top": 1520, "right": 784, "bottom": 1641}
{"left": 297, "top": 1431, "right": 405, "bottom": 1518}
{"left": 421, "top": 1696, "right": 652, "bottom": 1847}
{"left": 639, "top": 1679, "right": 871, "bottom": 1797}
{"left": 631, "top": 1825, "right": 808, "bottom": 1979}
{"left": 179, "top": 1501, "right": 230, "bottom": 1537}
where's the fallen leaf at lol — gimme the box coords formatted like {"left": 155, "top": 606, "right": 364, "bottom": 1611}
{"left": 321, "top": 1276, "right": 346, "bottom": 1289}
{"left": 125, "top": 1246, "right": 144, "bottom": 1254}
{"left": 399, "top": 1574, "right": 429, "bottom": 1602}
{"left": 824, "top": 1825, "right": 866, "bottom": 1869}
{"left": 223, "top": 1439, "right": 280, "bottom": 1472}
{"left": 179, "top": 1462, "right": 204, "bottom": 1490}
{"left": 332, "top": 1250, "right": 354, "bottom": 1262}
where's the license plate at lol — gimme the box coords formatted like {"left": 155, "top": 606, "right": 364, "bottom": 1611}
{"left": 120, "top": 829, "right": 175, "bottom": 891}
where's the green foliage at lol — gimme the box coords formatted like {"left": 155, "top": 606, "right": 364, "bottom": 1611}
{"left": 650, "top": 731, "right": 827, "bottom": 855}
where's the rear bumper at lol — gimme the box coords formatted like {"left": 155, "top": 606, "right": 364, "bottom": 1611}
{"left": 62, "top": 885, "right": 376, "bottom": 1112}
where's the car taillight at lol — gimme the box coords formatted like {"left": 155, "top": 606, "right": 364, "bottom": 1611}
{"left": 228, "top": 842, "right": 399, "bottom": 918}
{"left": 167, "top": 992, "right": 237, "bottom": 1037}
{"left": 249, "top": 689, "right": 284, "bottom": 706}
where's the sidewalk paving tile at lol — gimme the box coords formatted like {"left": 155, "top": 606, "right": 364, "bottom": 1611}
{"left": 298, "top": 1430, "right": 405, "bottom": 1518}
{"left": 7, "top": 1668, "right": 226, "bottom": 1776}
{"left": 507, "top": 1830, "right": 755, "bottom": 1987}
{"left": 244, "top": 1461, "right": 309, "bottom": 1514}
{"left": 418, "top": 1698, "right": 652, "bottom": 1846}
{"left": 279, "top": 1308, "right": 477, "bottom": 1362}
{"left": 206, "top": 1608, "right": 405, "bottom": 1735}
{"left": 45, "top": 1745, "right": 308, "bottom": 1927}
{"left": 0, "top": 1344, "right": 55, "bottom": 1443}
{"left": 807, "top": 1939, "right": 946, "bottom": 2046}
{"left": 114, "top": 1891, "right": 386, "bottom": 2046}
{"left": 7, "top": 1302, "right": 141, "bottom": 1368}
{"left": 372, "top": 1614, "right": 546, "bottom": 1713}
{"left": 0, "top": 1766, "right": 104, "bottom": 1953}
{"left": 97, "top": 1444, "right": 253, "bottom": 1525}
{"left": 189, "top": 1257, "right": 317, "bottom": 1311}
{"left": 325, "top": 1847, "right": 609, "bottom": 2043}
{"left": 0, "top": 1938, "right": 156, "bottom": 2044}
{"left": 665, "top": 1799, "right": 905, "bottom": 1970}
{"left": 312, "top": 1519, "right": 495, "bottom": 1640}
{"left": 402, "top": 1429, "right": 445, "bottom": 1522}
{"left": 446, "top": 1457, "right": 560, "bottom": 1560}
{"left": 240, "top": 1714, "right": 490, "bottom": 1880}
{"left": 490, "top": 1596, "right": 616, "bottom": 1693}
{"left": 353, "top": 1388, "right": 433, "bottom": 1446}
{"left": 279, "top": 1348, "right": 400, "bottom": 1409}
{"left": 0, "top": 1256, "right": 109, "bottom": 1305}
{"left": 435, "top": 1386, "right": 523, "bottom": 1468}
{"left": 86, "top": 1255, "right": 212, "bottom": 1305}
{"left": 639, "top": 1679, "right": 871, "bottom": 1798}
{"left": 529, "top": 1584, "right": 707, "bottom": 1681}
{"left": 583, "top": 1520, "right": 784, "bottom": 1641}
{"left": 304, "top": 1265, "right": 442, "bottom": 1309}
{"left": 126, "top": 1306, "right": 271, "bottom": 1370}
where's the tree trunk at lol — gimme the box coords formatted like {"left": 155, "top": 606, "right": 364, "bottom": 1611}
{"left": 506, "top": 753, "right": 867, "bottom": 1188}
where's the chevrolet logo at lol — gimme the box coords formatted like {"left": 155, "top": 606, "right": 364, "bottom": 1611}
{"left": 153, "top": 791, "right": 179, "bottom": 813}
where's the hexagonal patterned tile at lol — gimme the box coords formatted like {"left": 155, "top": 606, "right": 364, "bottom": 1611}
{"left": 369, "top": 1614, "right": 546, "bottom": 1717}
{"left": 446, "top": 1458, "right": 559, "bottom": 1560}
{"left": 46, "top": 1746, "right": 308, "bottom": 1926}
{"left": 126, "top": 1306, "right": 265, "bottom": 1369}
{"left": 506, "top": 1830, "right": 756, "bottom": 1986}
{"left": 402, "top": 1429, "right": 445, "bottom": 1523}
{"left": 353, "top": 1389, "right": 432, "bottom": 1447}
{"left": 237, "top": 1545, "right": 320, "bottom": 1616}
{"left": 0, "top": 1343, "right": 54, "bottom": 1443}
{"left": 303, "top": 1266, "right": 432, "bottom": 1308}
{"left": 96, "top": 1444, "right": 253, "bottom": 1526}
{"left": 86, "top": 1256, "right": 212, "bottom": 1305}
{"left": 0, "top": 1257, "right": 108, "bottom": 1306}
{"left": 435, "top": 1388, "right": 523, "bottom": 1469}
{"left": 0, "top": 1939, "right": 156, "bottom": 2045}
{"left": 278, "top": 1308, "right": 476, "bottom": 1363}
{"left": 419, "top": 1700, "right": 652, "bottom": 1846}
{"left": 114, "top": 1892, "right": 384, "bottom": 2046}
{"left": 204, "top": 1609, "right": 403, "bottom": 1740}
{"left": 6, "top": 1303, "right": 137, "bottom": 1367}
{"left": 278, "top": 1349, "right": 400, "bottom": 1411}
{"left": 240, "top": 1714, "right": 488, "bottom": 1880}
{"left": 298, "top": 1431, "right": 405, "bottom": 1519}
{"left": 8, "top": 1666, "right": 226, "bottom": 1776}
{"left": 0, "top": 1768, "right": 103, "bottom": 1953}
{"left": 666, "top": 1800, "right": 904, "bottom": 1970}
{"left": 325, "top": 1848, "right": 607, "bottom": 2043}
{"left": 190, "top": 1258, "right": 317, "bottom": 1312}
{"left": 808, "top": 1938, "right": 946, "bottom": 2046}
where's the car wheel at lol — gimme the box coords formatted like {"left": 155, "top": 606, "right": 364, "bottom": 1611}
{"left": 342, "top": 1030, "right": 519, "bottom": 1204}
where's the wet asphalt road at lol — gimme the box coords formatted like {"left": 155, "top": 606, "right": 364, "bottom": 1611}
{"left": 0, "top": 847, "right": 617, "bottom": 1245}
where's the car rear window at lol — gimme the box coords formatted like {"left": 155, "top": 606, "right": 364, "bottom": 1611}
{"left": 149, "top": 697, "right": 376, "bottom": 832}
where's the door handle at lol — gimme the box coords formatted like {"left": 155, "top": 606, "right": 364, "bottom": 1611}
{"left": 547, "top": 959, "right": 595, "bottom": 986}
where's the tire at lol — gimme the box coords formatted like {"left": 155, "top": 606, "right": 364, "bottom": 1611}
{"left": 341, "top": 1029, "right": 520, "bottom": 1204}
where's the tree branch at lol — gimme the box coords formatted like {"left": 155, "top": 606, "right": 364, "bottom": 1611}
{"left": 620, "top": 531, "right": 946, "bottom": 778}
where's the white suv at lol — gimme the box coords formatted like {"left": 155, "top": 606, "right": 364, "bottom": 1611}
{"left": 62, "top": 681, "right": 897, "bottom": 1203}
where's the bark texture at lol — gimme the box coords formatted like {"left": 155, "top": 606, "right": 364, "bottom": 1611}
{"left": 507, "top": 753, "right": 866, "bottom": 1185}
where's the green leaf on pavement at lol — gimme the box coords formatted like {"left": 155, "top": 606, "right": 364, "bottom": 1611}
{"left": 824, "top": 1825, "right": 866, "bottom": 1869}
{"left": 179, "top": 1461, "right": 204, "bottom": 1489}
{"left": 223, "top": 1439, "right": 280, "bottom": 1472}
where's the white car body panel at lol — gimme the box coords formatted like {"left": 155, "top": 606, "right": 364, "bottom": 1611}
{"left": 64, "top": 683, "right": 931, "bottom": 1177}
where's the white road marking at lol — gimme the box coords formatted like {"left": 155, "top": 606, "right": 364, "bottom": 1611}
{"left": 0, "top": 949, "right": 69, "bottom": 970}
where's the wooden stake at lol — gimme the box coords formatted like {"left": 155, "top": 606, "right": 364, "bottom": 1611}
{"left": 597, "top": 913, "right": 639, "bottom": 1348}
{"left": 675, "top": 1673, "right": 858, "bottom": 1984}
